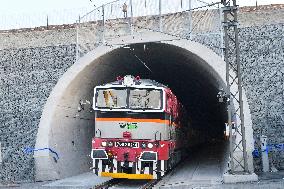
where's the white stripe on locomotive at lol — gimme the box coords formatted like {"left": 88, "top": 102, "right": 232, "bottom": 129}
{"left": 98, "top": 160, "right": 103, "bottom": 176}
{"left": 113, "top": 159, "right": 117, "bottom": 173}
{"left": 138, "top": 160, "right": 142, "bottom": 174}
{"left": 161, "top": 160, "right": 165, "bottom": 176}
{"left": 153, "top": 161, "right": 157, "bottom": 179}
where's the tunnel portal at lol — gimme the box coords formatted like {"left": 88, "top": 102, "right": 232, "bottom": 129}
{"left": 35, "top": 39, "right": 253, "bottom": 181}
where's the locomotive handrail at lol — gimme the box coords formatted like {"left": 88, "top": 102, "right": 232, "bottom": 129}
{"left": 95, "top": 129, "right": 102, "bottom": 138}
{"left": 155, "top": 131, "right": 162, "bottom": 141}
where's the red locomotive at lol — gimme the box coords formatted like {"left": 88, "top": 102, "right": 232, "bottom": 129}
{"left": 91, "top": 75, "right": 187, "bottom": 179}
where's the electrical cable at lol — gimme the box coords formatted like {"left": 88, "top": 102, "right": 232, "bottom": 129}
{"left": 132, "top": 51, "right": 153, "bottom": 73}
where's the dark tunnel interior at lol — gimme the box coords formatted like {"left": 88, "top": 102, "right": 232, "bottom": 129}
{"left": 92, "top": 42, "right": 227, "bottom": 143}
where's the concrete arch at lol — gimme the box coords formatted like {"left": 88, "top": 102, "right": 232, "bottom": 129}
{"left": 34, "top": 32, "right": 254, "bottom": 181}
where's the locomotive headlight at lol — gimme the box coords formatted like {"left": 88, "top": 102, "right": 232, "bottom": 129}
{"left": 147, "top": 143, "right": 154, "bottom": 149}
{"left": 123, "top": 75, "right": 135, "bottom": 86}
{"left": 101, "top": 142, "right": 107, "bottom": 147}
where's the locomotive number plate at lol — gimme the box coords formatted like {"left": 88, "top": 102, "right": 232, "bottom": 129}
{"left": 115, "top": 142, "right": 139, "bottom": 148}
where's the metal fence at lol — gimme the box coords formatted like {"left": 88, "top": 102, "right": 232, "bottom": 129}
{"left": 76, "top": 0, "right": 224, "bottom": 59}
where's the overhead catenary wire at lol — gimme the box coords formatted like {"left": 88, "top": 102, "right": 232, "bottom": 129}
{"left": 186, "top": 1, "right": 221, "bottom": 11}
{"left": 121, "top": 45, "right": 153, "bottom": 73}
{"left": 132, "top": 51, "right": 153, "bottom": 73}
{"left": 197, "top": 0, "right": 220, "bottom": 9}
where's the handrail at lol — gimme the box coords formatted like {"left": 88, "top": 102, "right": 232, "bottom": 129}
{"left": 154, "top": 131, "right": 162, "bottom": 141}
{"left": 79, "top": 0, "right": 120, "bottom": 21}
{"left": 95, "top": 129, "right": 102, "bottom": 138}
{"left": 79, "top": 6, "right": 102, "bottom": 21}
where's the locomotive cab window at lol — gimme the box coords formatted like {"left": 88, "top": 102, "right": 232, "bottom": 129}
{"left": 129, "top": 89, "right": 162, "bottom": 110}
{"left": 94, "top": 87, "right": 163, "bottom": 111}
{"left": 96, "top": 89, "right": 127, "bottom": 108}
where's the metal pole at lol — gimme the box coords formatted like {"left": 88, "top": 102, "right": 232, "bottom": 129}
{"left": 222, "top": 0, "right": 250, "bottom": 174}
{"left": 223, "top": 10, "right": 234, "bottom": 172}
{"left": 130, "top": 0, "right": 134, "bottom": 35}
{"left": 159, "top": 0, "right": 162, "bottom": 32}
{"left": 0, "top": 142, "right": 2, "bottom": 163}
{"left": 46, "top": 15, "right": 49, "bottom": 29}
{"left": 188, "top": 0, "right": 192, "bottom": 39}
{"left": 260, "top": 135, "right": 269, "bottom": 172}
{"left": 265, "top": 93, "right": 268, "bottom": 134}
{"left": 219, "top": 6, "right": 224, "bottom": 59}
{"left": 233, "top": 0, "right": 249, "bottom": 172}
{"left": 76, "top": 15, "right": 80, "bottom": 61}
{"left": 102, "top": 5, "right": 105, "bottom": 44}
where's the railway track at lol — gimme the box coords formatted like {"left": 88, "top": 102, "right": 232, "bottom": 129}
{"left": 93, "top": 179, "right": 122, "bottom": 189}
{"left": 93, "top": 178, "right": 160, "bottom": 189}
{"left": 93, "top": 160, "right": 179, "bottom": 189}
{"left": 139, "top": 179, "right": 161, "bottom": 189}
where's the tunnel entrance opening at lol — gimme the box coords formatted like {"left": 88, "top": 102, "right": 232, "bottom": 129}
{"left": 35, "top": 39, "right": 253, "bottom": 182}
{"left": 94, "top": 43, "right": 227, "bottom": 144}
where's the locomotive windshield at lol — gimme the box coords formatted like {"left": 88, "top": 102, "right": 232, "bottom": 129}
{"left": 95, "top": 88, "right": 162, "bottom": 110}
{"left": 96, "top": 89, "right": 127, "bottom": 108}
{"left": 129, "top": 89, "right": 161, "bottom": 109}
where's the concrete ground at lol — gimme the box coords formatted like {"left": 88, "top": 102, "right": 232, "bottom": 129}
{"left": 1, "top": 175, "right": 284, "bottom": 189}
{"left": 155, "top": 173, "right": 284, "bottom": 189}
{"left": 0, "top": 172, "right": 110, "bottom": 189}
{"left": 43, "top": 172, "right": 111, "bottom": 188}
{"left": 155, "top": 141, "right": 228, "bottom": 188}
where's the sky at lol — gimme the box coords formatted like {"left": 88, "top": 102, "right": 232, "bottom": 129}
{"left": 0, "top": 0, "right": 282, "bottom": 15}
{"left": 0, "top": 0, "right": 282, "bottom": 29}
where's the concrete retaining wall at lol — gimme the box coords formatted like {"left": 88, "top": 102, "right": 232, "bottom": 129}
{"left": 239, "top": 24, "right": 284, "bottom": 171}
{"left": 0, "top": 45, "right": 76, "bottom": 181}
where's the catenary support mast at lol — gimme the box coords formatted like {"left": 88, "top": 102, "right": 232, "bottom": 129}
{"left": 222, "top": 0, "right": 249, "bottom": 174}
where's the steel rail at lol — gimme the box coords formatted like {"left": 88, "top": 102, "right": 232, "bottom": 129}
{"left": 140, "top": 179, "right": 161, "bottom": 189}
{"left": 93, "top": 178, "right": 122, "bottom": 189}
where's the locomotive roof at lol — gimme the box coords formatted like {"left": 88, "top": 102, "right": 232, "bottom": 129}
{"left": 99, "top": 78, "right": 168, "bottom": 88}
